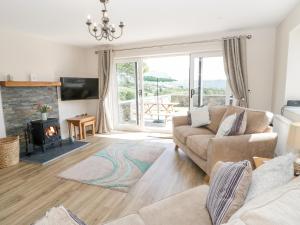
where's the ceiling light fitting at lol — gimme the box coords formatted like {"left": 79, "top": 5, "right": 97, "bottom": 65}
{"left": 86, "top": 0, "right": 125, "bottom": 41}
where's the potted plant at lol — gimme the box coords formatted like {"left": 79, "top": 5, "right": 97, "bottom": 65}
{"left": 37, "top": 104, "right": 52, "bottom": 121}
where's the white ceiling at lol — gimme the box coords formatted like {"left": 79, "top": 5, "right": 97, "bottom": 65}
{"left": 0, "top": 0, "right": 299, "bottom": 47}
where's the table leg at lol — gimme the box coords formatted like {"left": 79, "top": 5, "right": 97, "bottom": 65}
{"left": 73, "top": 125, "right": 77, "bottom": 140}
{"left": 82, "top": 124, "right": 86, "bottom": 139}
{"left": 92, "top": 121, "right": 96, "bottom": 136}
{"left": 68, "top": 122, "right": 72, "bottom": 139}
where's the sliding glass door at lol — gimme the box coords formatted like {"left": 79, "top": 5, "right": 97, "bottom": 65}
{"left": 114, "top": 53, "right": 230, "bottom": 131}
{"left": 115, "top": 59, "right": 143, "bottom": 130}
{"left": 142, "top": 56, "right": 190, "bottom": 130}
{"left": 190, "top": 53, "right": 229, "bottom": 109}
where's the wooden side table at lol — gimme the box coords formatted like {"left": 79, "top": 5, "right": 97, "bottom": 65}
{"left": 67, "top": 115, "right": 96, "bottom": 140}
{"left": 82, "top": 120, "right": 96, "bottom": 139}
{"left": 253, "top": 157, "right": 272, "bottom": 168}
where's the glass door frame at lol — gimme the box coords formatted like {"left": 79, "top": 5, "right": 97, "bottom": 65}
{"left": 189, "top": 51, "right": 229, "bottom": 110}
{"left": 113, "top": 51, "right": 229, "bottom": 132}
{"left": 113, "top": 57, "right": 145, "bottom": 131}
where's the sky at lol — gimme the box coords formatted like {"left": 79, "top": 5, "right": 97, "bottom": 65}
{"left": 143, "top": 55, "right": 226, "bottom": 81}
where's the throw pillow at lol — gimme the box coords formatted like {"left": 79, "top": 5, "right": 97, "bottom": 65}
{"left": 224, "top": 176, "right": 300, "bottom": 225}
{"left": 245, "top": 153, "right": 295, "bottom": 202}
{"left": 216, "top": 113, "right": 237, "bottom": 137}
{"left": 206, "top": 161, "right": 252, "bottom": 225}
{"left": 190, "top": 106, "right": 211, "bottom": 128}
{"left": 34, "top": 205, "right": 87, "bottom": 225}
{"left": 228, "top": 110, "right": 247, "bottom": 136}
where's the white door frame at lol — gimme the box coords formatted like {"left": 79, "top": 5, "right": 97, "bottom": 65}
{"left": 113, "top": 58, "right": 144, "bottom": 131}
{"left": 189, "top": 51, "right": 228, "bottom": 109}
{"left": 113, "top": 51, "right": 229, "bottom": 132}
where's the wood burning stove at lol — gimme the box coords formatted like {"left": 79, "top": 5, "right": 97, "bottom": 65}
{"left": 26, "top": 118, "right": 62, "bottom": 154}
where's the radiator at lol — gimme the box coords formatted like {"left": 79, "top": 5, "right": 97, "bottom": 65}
{"left": 273, "top": 115, "right": 292, "bottom": 156}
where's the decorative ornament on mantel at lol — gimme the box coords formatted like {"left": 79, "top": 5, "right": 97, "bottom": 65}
{"left": 36, "top": 104, "right": 52, "bottom": 121}
{"left": 86, "top": 0, "right": 125, "bottom": 41}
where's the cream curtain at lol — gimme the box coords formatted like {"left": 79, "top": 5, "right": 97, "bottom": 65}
{"left": 223, "top": 37, "right": 249, "bottom": 108}
{"left": 96, "top": 50, "right": 112, "bottom": 133}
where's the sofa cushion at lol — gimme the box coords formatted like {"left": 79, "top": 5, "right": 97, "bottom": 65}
{"left": 139, "top": 185, "right": 212, "bottom": 225}
{"left": 174, "top": 125, "right": 214, "bottom": 144}
{"left": 103, "top": 214, "right": 145, "bottom": 225}
{"left": 190, "top": 106, "right": 211, "bottom": 128}
{"left": 187, "top": 135, "right": 215, "bottom": 161}
{"left": 34, "top": 206, "right": 87, "bottom": 225}
{"left": 221, "top": 106, "right": 272, "bottom": 134}
{"left": 216, "top": 113, "right": 237, "bottom": 137}
{"left": 224, "top": 176, "right": 300, "bottom": 225}
{"left": 206, "top": 106, "right": 228, "bottom": 133}
{"left": 206, "top": 161, "right": 252, "bottom": 225}
{"left": 246, "top": 153, "right": 295, "bottom": 202}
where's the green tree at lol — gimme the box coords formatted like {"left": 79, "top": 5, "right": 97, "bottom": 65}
{"left": 116, "top": 62, "right": 149, "bottom": 75}
{"left": 144, "top": 76, "right": 177, "bottom": 82}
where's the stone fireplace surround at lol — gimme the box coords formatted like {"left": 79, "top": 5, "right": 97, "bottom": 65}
{"left": 0, "top": 86, "right": 59, "bottom": 152}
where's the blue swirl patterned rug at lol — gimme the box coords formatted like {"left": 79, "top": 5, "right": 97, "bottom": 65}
{"left": 58, "top": 141, "right": 165, "bottom": 192}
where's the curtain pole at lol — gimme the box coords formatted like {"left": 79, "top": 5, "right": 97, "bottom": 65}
{"left": 95, "top": 35, "right": 252, "bottom": 54}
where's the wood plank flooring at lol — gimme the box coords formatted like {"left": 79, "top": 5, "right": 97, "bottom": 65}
{"left": 0, "top": 134, "right": 205, "bottom": 225}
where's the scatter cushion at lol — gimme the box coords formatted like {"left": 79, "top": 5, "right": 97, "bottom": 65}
{"left": 223, "top": 176, "right": 300, "bottom": 225}
{"left": 216, "top": 114, "right": 237, "bottom": 137}
{"left": 246, "top": 153, "right": 295, "bottom": 202}
{"left": 190, "top": 106, "right": 211, "bottom": 128}
{"left": 228, "top": 111, "right": 247, "bottom": 136}
{"left": 220, "top": 106, "right": 272, "bottom": 134}
{"left": 206, "top": 161, "right": 252, "bottom": 225}
{"left": 34, "top": 205, "right": 87, "bottom": 225}
{"left": 206, "top": 106, "right": 228, "bottom": 134}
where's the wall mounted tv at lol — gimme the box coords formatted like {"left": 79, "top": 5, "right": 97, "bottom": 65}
{"left": 60, "top": 77, "right": 99, "bottom": 101}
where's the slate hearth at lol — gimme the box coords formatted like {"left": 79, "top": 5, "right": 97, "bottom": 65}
{"left": 1, "top": 86, "right": 59, "bottom": 152}
{"left": 20, "top": 139, "right": 88, "bottom": 164}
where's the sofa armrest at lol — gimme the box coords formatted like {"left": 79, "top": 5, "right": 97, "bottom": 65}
{"left": 172, "top": 116, "right": 189, "bottom": 128}
{"left": 206, "top": 133, "right": 278, "bottom": 175}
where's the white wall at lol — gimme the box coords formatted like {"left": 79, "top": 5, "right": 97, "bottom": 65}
{"left": 0, "top": 31, "right": 98, "bottom": 138}
{"left": 285, "top": 26, "right": 300, "bottom": 101}
{"left": 107, "top": 27, "right": 276, "bottom": 111}
{"left": 273, "top": 3, "right": 300, "bottom": 113}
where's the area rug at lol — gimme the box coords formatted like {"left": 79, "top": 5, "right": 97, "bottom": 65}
{"left": 58, "top": 141, "right": 165, "bottom": 192}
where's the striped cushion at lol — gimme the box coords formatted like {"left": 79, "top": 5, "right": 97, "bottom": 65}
{"left": 216, "top": 114, "right": 237, "bottom": 137}
{"left": 228, "top": 110, "right": 247, "bottom": 136}
{"left": 206, "top": 161, "right": 252, "bottom": 225}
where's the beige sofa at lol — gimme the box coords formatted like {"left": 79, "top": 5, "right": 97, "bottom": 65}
{"left": 103, "top": 176, "right": 300, "bottom": 225}
{"left": 173, "top": 106, "right": 278, "bottom": 175}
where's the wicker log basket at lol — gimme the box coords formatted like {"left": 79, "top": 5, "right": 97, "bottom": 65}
{"left": 0, "top": 136, "right": 20, "bottom": 169}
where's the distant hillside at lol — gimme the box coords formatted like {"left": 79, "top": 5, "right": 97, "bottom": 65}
{"left": 203, "top": 80, "right": 226, "bottom": 89}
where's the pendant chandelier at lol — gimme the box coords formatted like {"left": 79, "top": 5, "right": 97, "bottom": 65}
{"left": 86, "top": 0, "right": 125, "bottom": 41}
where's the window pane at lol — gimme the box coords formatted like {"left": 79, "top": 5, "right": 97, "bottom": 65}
{"left": 116, "top": 62, "right": 138, "bottom": 125}
{"left": 193, "top": 56, "right": 228, "bottom": 107}
{"left": 202, "top": 57, "right": 227, "bottom": 106}
{"left": 142, "top": 56, "right": 190, "bottom": 130}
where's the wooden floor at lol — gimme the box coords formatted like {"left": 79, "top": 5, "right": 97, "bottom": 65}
{"left": 0, "top": 133, "right": 205, "bottom": 225}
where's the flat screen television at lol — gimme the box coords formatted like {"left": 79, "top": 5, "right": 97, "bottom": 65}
{"left": 60, "top": 77, "right": 99, "bottom": 101}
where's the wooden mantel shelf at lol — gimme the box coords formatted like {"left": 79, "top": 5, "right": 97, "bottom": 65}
{"left": 0, "top": 81, "right": 61, "bottom": 87}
